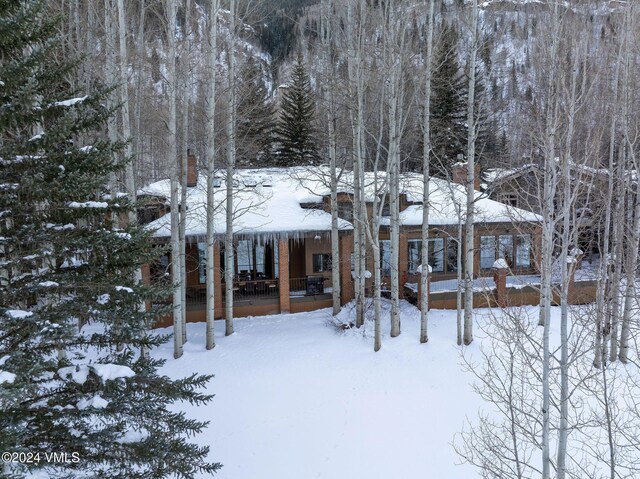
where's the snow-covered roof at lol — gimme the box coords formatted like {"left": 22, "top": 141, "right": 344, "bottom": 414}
{"left": 139, "top": 168, "right": 353, "bottom": 239}
{"left": 484, "top": 160, "right": 638, "bottom": 187}
{"left": 483, "top": 164, "right": 538, "bottom": 186}
{"left": 394, "top": 174, "right": 542, "bottom": 225}
{"left": 295, "top": 169, "right": 541, "bottom": 226}
{"left": 139, "top": 167, "right": 541, "bottom": 239}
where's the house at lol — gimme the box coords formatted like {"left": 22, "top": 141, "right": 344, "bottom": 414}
{"left": 482, "top": 159, "right": 619, "bottom": 258}
{"left": 301, "top": 169, "right": 542, "bottom": 296}
{"left": 138, "top": 158, "right": 542, "bottom": 325}
{"left": 138, "top": 161, "right": 355, "bottom": 327}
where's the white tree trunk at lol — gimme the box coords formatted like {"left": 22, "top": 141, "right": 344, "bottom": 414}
{"left": 205, "top": 0, "right": 220, "bottom": 350}
{"left": 388, "top": 69, "right": 401, "bottom": 338}
{"left": 164, "top": 0, "right": 183, "bottom": 359}
{"left": 224, "top": 0, "right": 237, "bottom": 335}
{"left": 463, "top": 0, "right": 478, "bottom": 346}
{"left": 321, "top": 0, "right": 341, "bottom": 316}
{"left": 134, "top": 0, "right": 145, "bottom": 182}
{"left": 618, "top": 13, "right": 638, "bottom": 363}
{"left": 178, "top": 0, "right": 192, "bottom": 345}
{"left": 620, "top": 149, "right": 639, "bottom": 363}
{"left": 420, "top": 0, "right": 435, "bottom": 344}
{"left": 346, "top": 0, "right": 366, "bottom": 328}
{"left": 556, "top": 39, "right": 583, "bottom": 476}
{"left": 594, "top": 36, "right": 621, "bottom": 368}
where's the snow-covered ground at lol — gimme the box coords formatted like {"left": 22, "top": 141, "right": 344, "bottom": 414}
{"left": 153, "top": 297, "right": 640, "bottom": 478}
{"left": 154, "top": 302, "right": 496, "bottom": 479}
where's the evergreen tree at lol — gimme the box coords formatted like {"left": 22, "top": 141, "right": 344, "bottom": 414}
{"left": 471, "top": 62, "right": 500, "bottom": 169}
{"left": 0, "top": 1, "right": 220, "bottom": 477}
{"left": 426, "top": 24, "right": 499, "bottom": 176}
{"left": 237, "top": 58, "right": 275, "bottom": 167}
{"left": 274, "top": 54, "right": 319, "bottom": 166}
{"left": 430, "top": 23, "right": 467, "bottom": 176}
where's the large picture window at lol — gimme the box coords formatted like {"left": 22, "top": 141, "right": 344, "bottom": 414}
{"left": 237, "top": 239, "right": 254, "bottom": 276}
{"left": 498, "top": 235, "right": 514, "bottom": 268}
{"left": 516, "top": 234, "right": 531, "bottom": 268}
{"left": 380, "top": 240, "right": 391, "bottom": 276}
{"left": 480, "top": 236, "right": 496, "bottom": 269}
{"left": 408, "top": 240, "right": 422, "bottom": 274}
{"left": 446, "top": 238, "right": 460, "bottom": 273}
{"left": 407, "top": 238, "right": 449, "bottom": 273}
{"left": 428, "top": 238, "right": 445, "bottom": 273}
{"left": 255, "top": 243, "right": 266, "bottom": 277}
{"left": 198, "top": 243, "right": 207, "bottom": 284}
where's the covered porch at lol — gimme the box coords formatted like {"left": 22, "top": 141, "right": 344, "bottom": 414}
{"left": 177, "top": 232, "right": 353, "bottom": 321}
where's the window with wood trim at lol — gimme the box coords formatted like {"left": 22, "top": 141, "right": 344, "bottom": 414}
{"left": 312, "top": 253, "right": 332, "bottom": 273}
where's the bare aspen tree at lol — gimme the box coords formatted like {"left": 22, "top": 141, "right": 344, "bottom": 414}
{"left": 594, "top": 28, "right": 622, "bottom": 368}
{"left": 102, "top": 0, "right": 121, "bottom": 350}
{"left": 320, "top": 0, "right": 342, "bottom": 316}
{"left": 419, "top": 0, "right": 435, "bottom": 344}
{"left": 365, "top": 53, "right": 391, "bottom": 353}
{"left": 177, "top": 0, "right": 194, "bottom": 345}
{"left": 224, "top": 0, "right": 237, "bottom": 335}
{"left": 385, "top": 0, "right": 406, "bottom": 338}
{"left": 603, "top": 158, "right": 625, "bottom": 363}
{"left": 537, "top": 2, "right": 563, "bottom": 473}
{"left": 134, "top": 1, "right": 145, "bottom": 186}
{"left": 116, "top": 0, "right": 148, "bottom": 355}
{"left": 205, "top": 0, "right": 220, "bottom": 350}
{"left": 104, "top": 0, "right": 118, "bottom": 167}
{"left": 162, "top": 0, "right": 183, "bottom": 358}
{"left": 556, "top": 32, "right": 589, "bottom": 477}
{"left": 463, "top": 0, "right": 478, "bottom": 346}
{"left": 364, "top": 153, "right": 386, "bottom": 351}
{"left": 345, "top": 0, "right": 367, "bottom": 328}
{"left": 618, "top": 4, "right": 638, "bottom": 364}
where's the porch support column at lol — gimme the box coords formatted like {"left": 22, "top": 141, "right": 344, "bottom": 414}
{"left": 492, "top": 260, "right": 508, "bottom": 308}
{"left": 278, "top": 238, "right": 290, "bottom": 313}
{"left": 214, "top": 241, "right": 223, "bottom": 319}
{"left": 340, "top": 234, "right": 354, "bottom": 305}
{"left": 399, "top": 232, "right": 408, "bottom": 298}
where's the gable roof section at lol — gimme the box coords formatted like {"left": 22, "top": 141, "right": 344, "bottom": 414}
{"left": 139, "top": 169, "right": 353, "bottom": 240}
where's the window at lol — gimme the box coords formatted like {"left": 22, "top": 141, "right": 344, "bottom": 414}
{"left": 274, "top": 241, "right": 279, "bottom": 278}
{"left": 428, "top": 238, "right": 445, "bottom": 273}
{"left": 380, "top": 240, "right": 391, "bottom": 276}
{"left": 498, "top": 235, "right": 514, "bottom": 268}
{"left": 480, "top": 235, "right": 496, "bottom": 269}
{"left": 237, "top": 239, "right": 254, "bottom": 277}
{"left": 255, "top": 244, "right": 266, "bottom": 277}
{"left": 446, "top": 238, "right": 460, "bottom": 273}
{"left": 408, "top": 240, "right": 422, "bottom": 273}
{"left": 197, "top": 243, "right": 207, "bottom": 284}
{"left": 408, "top": 238, "right": 446, "bottom": 273}
{"left": 313, "top": 253, "right": 332, "bottom": 273}
{"left": 499, "top": 192, "right": 518, "bottom": 207}
{"left": 516, "top": 234, "right": 531, "bottom": 268}
{"left": 338, "top": 202, "right": 353, "bottom": 222}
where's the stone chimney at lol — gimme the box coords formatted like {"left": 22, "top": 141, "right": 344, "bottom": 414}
{"left": 451, "top": 155, "right": 481, "bottom": 190}
{"left": 181, "top": 149, "right": 198, "bottom": 187}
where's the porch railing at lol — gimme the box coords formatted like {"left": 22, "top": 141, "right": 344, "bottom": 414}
{"left": 183, "top": 277, "right": 331, "bottom": 306}
{"left": 184, "top": 279, "right": 280, "bottom": 305}
{"left": 230, "top": 279, "right": 279, "bottom": 300}
{"left": 290, "top": 277, "right": 328, "bottom": 297}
